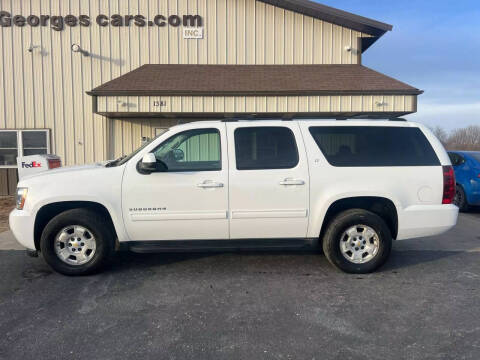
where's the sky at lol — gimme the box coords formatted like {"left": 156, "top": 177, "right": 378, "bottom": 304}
{"left": 318, "top": 0, "right": 480, "bottom": 131}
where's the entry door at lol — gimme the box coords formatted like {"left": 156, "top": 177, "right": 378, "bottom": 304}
{"left": 122, "top": 123, "right": 229, "bottom": 241}
{"left": 226, "top": 122, "right": 310, "bottom": 239}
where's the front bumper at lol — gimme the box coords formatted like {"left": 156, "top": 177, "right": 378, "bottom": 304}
{"left": 396, "top": 204, "right": 458, "bottom": 240}
{"left": 9, "top": 209, "right": 36, "bottom": 250}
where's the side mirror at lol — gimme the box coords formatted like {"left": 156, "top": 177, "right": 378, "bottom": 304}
{"left": 137, "top": 153, "right": 168, "bottom": 174}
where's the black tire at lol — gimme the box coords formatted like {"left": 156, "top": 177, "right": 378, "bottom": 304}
{"left": 322, "top": 209, "right": 392, "bottom": 274}
{"left": 40, "top": 208, "right": 115, "bottom": 276}
{"left": 454, "top": 185, "right": 470, "bottom": 212}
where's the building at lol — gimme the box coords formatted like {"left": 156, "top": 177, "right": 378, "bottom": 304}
{"left": 0, "top": 0, "right": 422, "bottom": 194}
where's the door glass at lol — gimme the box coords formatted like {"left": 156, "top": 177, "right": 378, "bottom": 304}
{"left": 153, "top": 128, "right": 221, "bottom": 171}
{"left": 234, "top": 127, "right": 299, "bottom": 170}
{"left": 309, "top": 126, "right": 440, "bottom": 167}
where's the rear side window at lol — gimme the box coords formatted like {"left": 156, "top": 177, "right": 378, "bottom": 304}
{"left": 234, "top": 127, "right": 299, "bottom": 170}
{"left": 309, "top": 126, "right": 440, "bottom": 167}
{"left": 448, "top": 152, "right": 464, "bottom": 166}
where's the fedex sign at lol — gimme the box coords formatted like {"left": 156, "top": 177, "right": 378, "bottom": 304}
{"left": 21, "top": 161, "right": 42, "bottom": 168}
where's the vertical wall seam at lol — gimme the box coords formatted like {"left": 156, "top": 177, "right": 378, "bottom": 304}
{"left": 9, "top": 0, "right": 17, "bottom": 128}
{"left": 88, "top": 0, "right": 95, "bottom": 159}
{"left": 59, "top": 0, "right": 67, "bottom": 162}
{"left": 68, "top": 0, "right": 76, "bottom": 164}
{"left": 1, "top": 0, "right": 6, "bottom": 128}
{"left": 29, "top": 0, "right": 36, "bottom": 128}
{"left": 20, "top": 0, "right": 27, "bottom": 129}
{"left": 79, "top": 3, "right": 86, "bottom": 164}
{"left": 39, "top": 0, "right": 46, "bottom": 130}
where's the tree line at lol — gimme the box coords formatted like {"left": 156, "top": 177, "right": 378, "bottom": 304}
{"left": 430, "top": 125, "right": 480, "bottom": 151}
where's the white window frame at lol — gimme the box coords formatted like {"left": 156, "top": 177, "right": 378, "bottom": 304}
{"left": 0, "top": 129, "right": 51, "bottom": 168}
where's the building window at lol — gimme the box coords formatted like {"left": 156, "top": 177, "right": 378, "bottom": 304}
{"left": 0, "top": 130, "right": 50, "bottom": 168}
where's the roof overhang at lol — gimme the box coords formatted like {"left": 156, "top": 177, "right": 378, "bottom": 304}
{"left": 258, "top": 0, "right": 393, "bottom": 38}
{"left": 87, "top": 64, "right": 423, "bottom": 97}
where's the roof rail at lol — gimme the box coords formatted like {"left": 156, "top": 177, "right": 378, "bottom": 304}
{"left": 221, "top": 116, "right": 409, "bottom": 122}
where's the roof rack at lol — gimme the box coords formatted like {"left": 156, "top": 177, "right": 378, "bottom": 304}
{"left": 221, "top": 116, "right": 408, "bottom": 122}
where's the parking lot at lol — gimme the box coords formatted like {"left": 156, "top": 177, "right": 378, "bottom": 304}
{"left": 0, "top": 210, "right": 478, "bottom": 360}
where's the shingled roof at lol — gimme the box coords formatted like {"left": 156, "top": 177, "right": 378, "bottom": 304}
{"left": 88, "top": 64, "right": 422, "bottom": 97}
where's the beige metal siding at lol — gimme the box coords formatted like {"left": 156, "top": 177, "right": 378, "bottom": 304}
{"left": 98, "top": 95, "right": 417, "bottom": 114}
{"left": 0, "top": 169, "right": 18, "bottom": 196}
{"left": 0, "top": 0, "right": 380, "bottom": 165}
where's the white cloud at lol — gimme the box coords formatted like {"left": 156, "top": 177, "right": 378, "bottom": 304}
{"left": 407, "top": 102, "right": 480, "bottom": 130}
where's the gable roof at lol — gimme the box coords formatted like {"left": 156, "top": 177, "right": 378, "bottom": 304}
{"left": 258, "top": 0, "right": 393, "bottom": 37}
{"left": 88, "top": 64, "right": 422, "bottom": 97}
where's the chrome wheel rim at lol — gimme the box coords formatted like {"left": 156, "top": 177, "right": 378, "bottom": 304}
{"left": 339, "top": 225, "right": 380, "bottom": 264}
{"left": 54, "top": 225, "right": 97, "bottom": 266}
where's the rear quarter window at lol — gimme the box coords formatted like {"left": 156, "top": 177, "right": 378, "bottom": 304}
{"left": 309, "top": 126, "right": 440, "bottom": 167}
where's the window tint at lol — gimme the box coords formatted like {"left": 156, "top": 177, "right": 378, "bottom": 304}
{"left": 309, "top": 126, "right": 440, "bottom": 167}
{"left": 234, "top": 127, "right": 299, "bottom": 170}
{"left": 448, "top": 152, "right": 464, "bottom": 166}
{"left": 152, "top": 128, "right": 221, "bottom": 171}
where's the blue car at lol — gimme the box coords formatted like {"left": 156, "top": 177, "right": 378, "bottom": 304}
{"left": 448, "top": 151, "right": 480, "bottom": 211}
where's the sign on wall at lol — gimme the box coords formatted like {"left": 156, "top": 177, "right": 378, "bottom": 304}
{"left": 0, "top": 11, "right": 203, "bottom": 32}
{"left": 183, "top": 27, "right": 204, "bottom": 39}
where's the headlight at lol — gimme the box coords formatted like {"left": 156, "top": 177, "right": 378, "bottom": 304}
{"left": 16, "top": 188, "right": 28, "bottom": 210}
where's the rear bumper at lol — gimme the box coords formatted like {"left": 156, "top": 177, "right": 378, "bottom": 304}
{"left": 9, "top": 209, "right": 36, "bottom": 250}
{"left": 396, "top": 204, "right": 458, "bottom": 240}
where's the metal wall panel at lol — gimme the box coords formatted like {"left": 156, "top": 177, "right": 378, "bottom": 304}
{"left": 0, "top": 0, "right": 374, "bottom": 165}
{"left": 100, "top": 95, "right": 417, "bottom": 114}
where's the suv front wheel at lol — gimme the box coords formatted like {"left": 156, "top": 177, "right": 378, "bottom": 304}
{"left": 322, "top": 209, "right": 392, "bottom": 273}
{"left": 40, "top": 208, "right": 115, "bottom": 276}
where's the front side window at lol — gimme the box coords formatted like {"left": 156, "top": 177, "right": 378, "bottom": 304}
{"left": 309, "top": 126, "right": 440, "bottom": 167}
{"left": 0, "top": 130, "right": 49, "bottom": 167}
{"left": 152, "top": 128, "right": 221, "bottom": 171}
{"left": 234, "top": 127, "right": 299, "bottom": 170}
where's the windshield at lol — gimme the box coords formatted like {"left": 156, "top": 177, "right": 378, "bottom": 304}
{"left": 107, "top": 131, "right": 168, "bottom": 167}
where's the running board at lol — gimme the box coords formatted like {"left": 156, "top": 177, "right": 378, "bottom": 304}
{"left": 127, "top": 238, "right": 317, "bottom": 253}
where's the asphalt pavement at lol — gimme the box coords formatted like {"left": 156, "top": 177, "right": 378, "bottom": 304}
{"left": 0, "top": 211, "right": 479, "bottom": 360}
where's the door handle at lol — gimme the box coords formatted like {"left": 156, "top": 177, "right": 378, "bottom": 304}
{"left": 279, "top": 178, "right": 305, "bottom": 186}
{"left": 197, "top": 181, "right": 224, "bottom": 188}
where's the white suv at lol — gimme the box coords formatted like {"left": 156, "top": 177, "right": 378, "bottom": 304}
{"left": 10, "top": 120, "right": 458, "bottom": 275}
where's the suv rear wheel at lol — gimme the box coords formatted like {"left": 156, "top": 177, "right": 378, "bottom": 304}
{"left": 40, "top": 208, "right": 114, "bottom": 276}
{"left": 322, "top": 209, "right": 392, "bottom": 273}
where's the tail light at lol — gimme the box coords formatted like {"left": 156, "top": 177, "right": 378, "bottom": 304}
{"left": 442, "top": 165, "right": 455, "bottom": 204}
{"left": 47, "top": 158, "right": 61, "bottom": 169}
